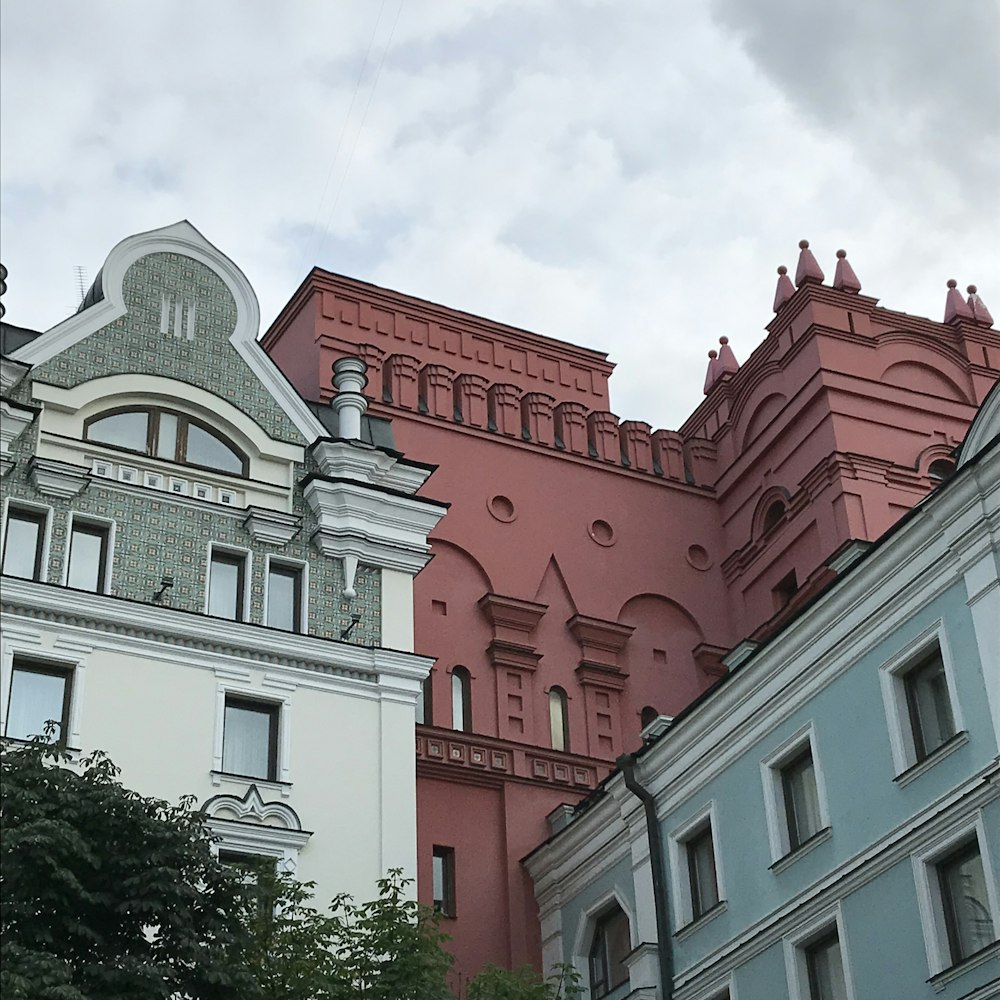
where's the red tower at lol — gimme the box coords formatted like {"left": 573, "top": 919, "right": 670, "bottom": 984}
{"left": 263, "top": 241, "right": 998, "bottom": 984}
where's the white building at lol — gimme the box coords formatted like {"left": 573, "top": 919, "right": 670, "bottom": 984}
{"left": 0, "top": 221, "right": 446, "bottom": 901}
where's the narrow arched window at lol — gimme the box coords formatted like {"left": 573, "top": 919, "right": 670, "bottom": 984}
{"left": 451, "top": 666, "right": 471, "bottom": 733}
{"left": 928, "top": 458, "right": 955, "bottom": 483}
{"left": 762, "top": 499, "right": 786, "bottom": 533}
{"left": 589, "top": 905, "right": 631, "bottom": 997}
{"left": 549, "top": 686, "right": 569, "bottom": 752}
{"left": 84, "top": 406, "right": 247, "bottom": 476}
{"left": 640, "top": 706, "right": 659, "bottom": 729}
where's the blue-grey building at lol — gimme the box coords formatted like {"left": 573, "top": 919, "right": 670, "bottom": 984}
{"left": 526, "top": 385, "right": 999, "bottom": 1000}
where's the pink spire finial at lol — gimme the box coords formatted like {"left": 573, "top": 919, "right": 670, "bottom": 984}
{"left": 703, "top": 349, "right": 722, "bottom": 395}
{"left": 832, "top": 249, "right": 862, "bottom": 293}
{"left": 794, "top": 239, "right": 825, "bottom": 287}
{"left": 717, "top": 335, "right": 739, "bottom": 375}
{"left": 966, "top": 284, "right": 994, "bottom": 327}
{"left": 944, "top": 279, "right": 974, "bottom": 324}
{"left": 773, "top": 265, "right": 795, "bottom": 312}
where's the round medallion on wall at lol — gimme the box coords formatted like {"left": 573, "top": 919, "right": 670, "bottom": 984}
{"left": 588, "top": 519, "right": 616, "bottom": 546}
{"left": 686, "top": 544, "right": 712, "bottom": 570}
{"left": 487, "top": 494, "right": 517, "bottom": 523}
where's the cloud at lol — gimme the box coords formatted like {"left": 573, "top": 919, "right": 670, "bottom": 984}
{"left": 1, "top": 0, "right": 997, "bottom": 431}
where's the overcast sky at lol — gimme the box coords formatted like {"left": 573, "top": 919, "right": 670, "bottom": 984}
{"left": 2, "top": 0, "right": 997, "bottom": 430}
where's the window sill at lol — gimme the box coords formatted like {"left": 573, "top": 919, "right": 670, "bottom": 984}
{"left": 894, "top": 731, "right": 970, "bottom": 788}
{"left": 211, "top": 771, "right": 292, "bottom": 798}
{"left": 927, "top": 939, "right": 999, "bottom": 992}
{"left": 674, "top": 900, "right": 727, "bottom": 940}
{"left": 769, "top": 826, "right": 832, "bottom": 873}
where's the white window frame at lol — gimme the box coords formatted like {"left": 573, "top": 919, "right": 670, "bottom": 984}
{"left": 783, "top": 903, "right": 856, "bottom": 1000}
{"left": 878, "top": 621, "right": 964, "bottom": 779}
{"left": 64, "top": 512, "right": 115, "bottom": 594}
{"left": 668, "top": 800, "right": 727, "bottom": 931}
{"left": 911, "top": 814, "right": 999, "bottom": 977}
{"left": 205, "top": 544, "right": 251, "bottom": 622}
{"left": 0, "top": 635, "right": 87, "bottom": 749}
{"left": 686, "top": 976, "right": 738, "bottom": 1000}
{"left": 263, "top": 555, "right": 308, "bottom": 634}
{"left": 1, "top": 498, "right": 53, "bottom": 582}
{"left": 760, "top": 723, "right": 831, "bottom": 865}
{"left": 212, "top": 676, "right": 292, "bottom": 790}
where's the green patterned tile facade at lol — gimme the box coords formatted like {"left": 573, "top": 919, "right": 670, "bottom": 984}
{"left": 10, "top": 252, "right": 300, "bottom": 444}
{"left": 3, "top": 246, "right": 383, "bottom": 646}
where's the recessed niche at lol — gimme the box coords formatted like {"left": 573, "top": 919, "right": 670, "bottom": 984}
{"left": 487, "top": 494, "right": 516, "bottom": 522}
{"left": 588, "top": 519, "right": 615, "bottom": 546}
{"left": 686, "top": 544, "right": 712, "bottom": 570}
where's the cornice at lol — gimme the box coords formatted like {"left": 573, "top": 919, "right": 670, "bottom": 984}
{"left": 0, "top": 576, "right": 433, "bottom": 685}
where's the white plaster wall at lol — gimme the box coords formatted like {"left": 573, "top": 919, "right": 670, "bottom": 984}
{"left": 0, "top": 618, "right": 415, "bottom": 906}
{"left": 381, "top": 568, "right": 415, "bottom": 651}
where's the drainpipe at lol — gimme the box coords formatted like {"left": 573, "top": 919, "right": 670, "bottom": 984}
{"left": 617, "top": 752, "right": 673, "bottom": 1000}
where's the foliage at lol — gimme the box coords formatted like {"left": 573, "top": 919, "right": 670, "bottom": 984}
{"left": 466, "top": 963, "right": 583, "bottom": 1000}
{"left": 1, "top": 738, "right": 255, "bottom": 1000}
{"left": 241, "top": 867, "right": 453, "bottom": 1000}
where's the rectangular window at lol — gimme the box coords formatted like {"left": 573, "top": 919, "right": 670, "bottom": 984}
{"left": 904, "top": 649, "right": 956, "bottom": 761}
{"left": 2, "top": 506, "right": 47, "bottom": 580}
{"left": 209, "top": 549, "right": 246, "bottom": 620}
{"left": 66, "top": 520, "right": 110, "bottom": 592}
{"left": 805, "top": 930, "right": 849, "bottom": 1000}
{"left": 937, "top": 840, "right": 996, "bottom": 965}
{"left": 222, "top": 697, "right": 278, "bottom": 780}
{"left": 5, "top": 659, "right": 72, "bottom": 743}
{"left": 416, "top": 673, "right": 433, "bottom": 726}
{"left": 266, "top": 562, "right": 303, "bottom": 632}
{"left": 782, "top": 748, "right": 823, "bottom": 851}
{"left": 432, "top": 846, "right": 456, "bottom": 917}
{"left": 687, "top": 825, "right": 721, "bottom": 920}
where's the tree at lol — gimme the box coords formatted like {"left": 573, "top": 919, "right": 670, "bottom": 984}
{"left": 466, "top": 963, "right": 583, "bottom": 1000}
{"left": 1, "top": 739, "right": 255, "bottom": 1000}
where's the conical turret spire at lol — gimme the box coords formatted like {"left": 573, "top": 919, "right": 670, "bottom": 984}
{"left": 966, "top": 285, "right": 994, "bottom": 327}
{"left": 832, "top": 249, "right": 861, "bottom": 293}
{"left": 703, "top": 349, "right": 721, "bottom": 395}
{"left": 717, "top": 336, "right": 739, "bottom": 375}
{"left": 773, "top": 265, "right": 795, "bottom": 312}
{"left": 794, "top": 239, "right": 825, "bottom": 286}
{"left": 944, "top": 279, "right": 974, "bottom": 324}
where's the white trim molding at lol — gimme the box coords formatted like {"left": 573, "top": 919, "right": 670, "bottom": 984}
{"left": 668, "top": 799, "right": 727, "bottom": 933}
{"left": 782, "top": 902, "right": 857, "bottom": 1000}
{"left": 910, "top": 812, "right": 1000, "bottom": 978}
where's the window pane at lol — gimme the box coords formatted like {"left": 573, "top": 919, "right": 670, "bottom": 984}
{"left": 185, "top": 423, "right": 243, "bottom": 474}
{"left": 606, "top": 908, "right": 631, "bottom": 989}
{"left": 87, "top": 410, "right": 149, "bottom": 452}
{"left": 157, "top": 412, "right": 178, "bottom": 460}
{"left": 266, "top": 565, "right": 300, "bottom": 631}
{"left": 6, "top": 667, "right": 68, "bottom": 741}
{"left": 67, "top": 524, "right": 106, "bottom": 592}
{"left": 209, "top": 554, "right": 243, "bottom": 619}
{"left": 688, "top": 827, "right": 719, "bottom": 918}
{"left": 806, "top": 933, "right": 848, "bottom": 1000}
{"left": 941, "top": 844, "right": 995, "bottom": 962}
{"left": 549, "top": 688, "right": 567, "bottom": 751}
{"left": 222, "top": 700, "right": 276, "bottom": 779}
{"left": 3, "top": 510, "right": 44, "bottom": 580}
{"left": 784, "top": 751, "right": 822, "bottom": 848}
{"left": 452, "top": 669, "right": 470, "bottom": 732}
{"left": 432, "top": 846, "right": 455, "bottom": 916}
{"left": 906, "top": 652, "right": 955, "bottom": 758}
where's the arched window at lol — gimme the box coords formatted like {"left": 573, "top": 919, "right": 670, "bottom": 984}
{"left": 451, "top": 667, "right": 471, "bottom": 733}
{"left": 640, "top": 706, "right": 659, "bottom": 729}
{"left": 762, "top": 499, "right": 786, "bottom": 533}
{"left": 589, "top": 905, "right": 631, "bottom": 998}
{"left": 84, "top": 406, "right": 247, "bottom": 476}
{"left": 549, "top": 686, "right": 569, "bottom": 752}
{"left": 928, "top": 458, "right": 956, "bottom": 483}
{"left": 416, "top": 673, "right": 433, "bottom": 726}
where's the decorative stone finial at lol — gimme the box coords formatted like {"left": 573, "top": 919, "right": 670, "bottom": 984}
{"left": 832, "top": 249, "right": 862, "bottom": 293}
{"left": 966, "top": 284, "right": 994, "bottom": 327}
{"left": 703, "top": 349, "right": 722, "bottom": 395}
{"left": 331, "top": 356, "right": 369, "bottom": 440}
{"left": 717, "top": 336, "right": 739, "bottom": 375}
{"left": 773, "top": 265, "right": 796, "bottom": 312}
{"left": 794, "top": 239, "right": 825, "bottom": 287}
{"left": 943, "top": 279, "right": 974, "bottom": 324}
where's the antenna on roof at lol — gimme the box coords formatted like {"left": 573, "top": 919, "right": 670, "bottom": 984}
{"left": 74, "top": 266, "right": 87, "bottom": 306}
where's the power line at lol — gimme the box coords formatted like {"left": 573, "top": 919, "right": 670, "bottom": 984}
{"left": 303, "top": 1, "right": 389, "bottom": 274}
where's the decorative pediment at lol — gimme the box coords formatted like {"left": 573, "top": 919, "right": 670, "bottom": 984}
{"left": 203, "top": 784, "right": 303, "bottom": 830}
{"left": 28, "top": 456, "right": 90, "bottom": 498}
{"left": 242, "top": 506, "right": 302, "bottom": 545}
